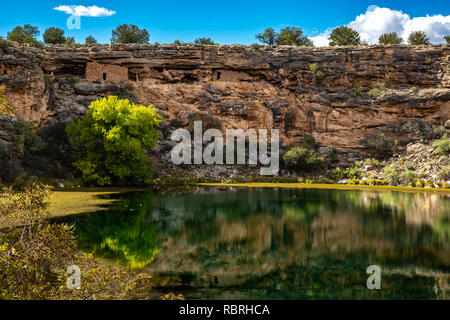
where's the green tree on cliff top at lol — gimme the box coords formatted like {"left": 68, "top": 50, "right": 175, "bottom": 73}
{"left": 443, "top": 35, "right": 450, "bottom": 44}
{"left": 194, "top": 37, "right": 216, "bottom": 45}
{"left": 408, "top": 31, "right": 430, "bottom": 45}
{"left": 85, "top": 35, "right": 98, "bottom": 45}
{"left": 43, "top": 27, "right": 67, "bottom": 45}
{"left": 111, "top": 24, "right": 150, "bottom": 44}
{"left": 7, "top": 24, "right": 41, "bottom": 46}
{"left": 379, "top": 32, "right": 403, "bottom": 45}
{"left": 256, "top": 27, "right": 278, "bottom": 45}
{"left": 328, "top": 26, "right": 361, "bottom": 46}
{"left": 276, "top": 27, "right": 314, "bottom": 46}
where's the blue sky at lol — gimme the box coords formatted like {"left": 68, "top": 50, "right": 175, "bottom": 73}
{"left": 1, "top": 1, "right": 449, "bottom": 45}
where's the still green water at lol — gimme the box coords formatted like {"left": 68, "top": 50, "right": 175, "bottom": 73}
{"left": 56, "top": 188, "right": 450, "bottom": 300}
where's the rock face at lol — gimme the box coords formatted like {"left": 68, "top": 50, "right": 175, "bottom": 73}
{"left": 1, "top": 43, "right": 449, "bottom": 155}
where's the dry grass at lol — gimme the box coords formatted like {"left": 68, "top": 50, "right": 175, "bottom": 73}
{"left": 48, "top": 188, "right": 145, "bottom": 217}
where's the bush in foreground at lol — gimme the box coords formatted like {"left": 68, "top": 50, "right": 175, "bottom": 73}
{"left": 0, "top": 185, "right": 151, "bottom": 300}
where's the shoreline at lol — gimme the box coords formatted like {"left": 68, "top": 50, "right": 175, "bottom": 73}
{"left": 47, "top": 183, "right": 450, "bottom": 218}
{"left": 198, "top": 182, "right": 450, "bottom": 194}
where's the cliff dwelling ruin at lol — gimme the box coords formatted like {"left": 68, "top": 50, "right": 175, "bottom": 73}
{"left": 85, "top": 61, "right": 128, "bottom": 82}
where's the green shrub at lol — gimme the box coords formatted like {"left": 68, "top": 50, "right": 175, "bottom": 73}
{"left": 194, "top": 37, "right": 216, "bottom": 45}
{"left": 367, "top": 179, "right": 388, "bottom": 186}
{"left": 434, "top": 134, "right": 450, "bottom": 155}
{"left": 85, "top": 35, "right": 98, "bottom": 45}
{"left": 316, "top": 70, "right": 326, "bottom": 79}
{"left": 438, "top": 167, "right": 450, "bottom": 181}
{"left": 0, "top": 37, "right": 13, "bottom": 50}
{"left": 303, "top": 134, "right": 316, "bottom": 147}
{"left": 382, "top": 164, "right": 401, "bottom": 185}
{"left": 408, "top": 31, "right": 430, "bottom": 45}
{"left": 328, "top": 162, "right": 363, "bottom": 181}
{"left": 370, "top": 132, "right": 398, "bottom": 158}
{"left": 363, "top": 158, "right": 384, "bottom": 169}
{"left": 66, "top": 77, "right": 80, "bottom": 84}
{"left": 347, "top": 179, "right": 360, "bottom": 185}
{"left": 413, "top": 179, "right": 426, "bottom": 187}
{"left": 345, "top": 162, "right": 364, "bottom": 179}
{"left": 349, "top": 87, "right": 363, "bottom": 97}
{"left": 379, "top": 32, "right": 403, "bottom": 45}
{"left": 283, "top": 147, "right": 325, "bottom": 172}
{"left": 66, "top": 96, "right": 161, "bottom": 186}
{"left": 169, "top": 118, "right": 183, "bottom": 128}
{"left": 44, "top": 75, "right": 56, "bottom": 87}
{"left": 329, "top": 167, "right": 346, "bottom": 181}
{"left": 13, "top": 120, "right": 45, "bottom": 156}
{"left": 368, "top": 82, "right": 390, "bottom": 97}
{"left": 399, "top": 169, "right": 417, "bottom": 185}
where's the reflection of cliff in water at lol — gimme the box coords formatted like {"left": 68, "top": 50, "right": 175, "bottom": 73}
{"left": 143, "top": 188, "right": 449, "bottom": 299}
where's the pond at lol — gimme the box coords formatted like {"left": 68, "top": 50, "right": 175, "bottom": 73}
{"left": 55, "top": 187, "right": 450, "bottom": 300}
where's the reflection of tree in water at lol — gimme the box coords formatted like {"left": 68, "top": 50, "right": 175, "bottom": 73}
{"left": 69, "top": 193, "right": 160, "bottom": 269}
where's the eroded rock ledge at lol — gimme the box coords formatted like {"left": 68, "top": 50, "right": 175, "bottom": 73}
{"left": 0, "top": 44, "right": 449, "bottom": 154}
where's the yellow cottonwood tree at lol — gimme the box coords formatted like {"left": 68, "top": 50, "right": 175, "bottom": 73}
{"left": 66, "top": 96, "right": 161, "bottom": 186}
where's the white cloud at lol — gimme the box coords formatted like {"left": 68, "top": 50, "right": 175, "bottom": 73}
{"left": 54, "top": 5, "right": 116, "bottom": 17}
{"left": 311, "top": 6, "right": 450, "bottom": 46}
{"left": 310, "top": 29, "right": 332, "bottom": 47}
{"left": 403, "top": 15, "right": 450, "bottom": 44}
{"left": 348, "top": 6, "right": 409, "bottom": 44}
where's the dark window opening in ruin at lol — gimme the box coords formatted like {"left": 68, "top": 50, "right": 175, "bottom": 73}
{"left": 54, "top": 63, "right": 87, "bottom": 78}
{"left": 217, "top": 72, "right": 222, "bottom": 80}
{"left": 103, "top": 73, "right": 107, "bottom": 81}
{"left": 153, "top": 67, "right": 164, "bottom": 72}
{"left": 181, "top": 73, "right": 197, "bottom": 83}
{"left": 128, "top": 72, "right": 137, "bottom": 81}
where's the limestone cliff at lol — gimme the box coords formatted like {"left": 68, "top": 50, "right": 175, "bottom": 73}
{"left": 0, "top": 43, "right": 449, "bottom": 157}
